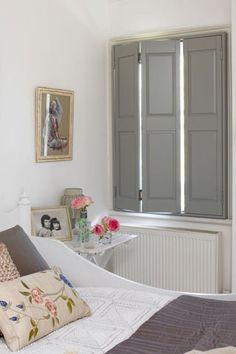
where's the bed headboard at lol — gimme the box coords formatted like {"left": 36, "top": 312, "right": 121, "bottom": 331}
{"left": 0, "top": 193, "right": 31, "bottom": 235}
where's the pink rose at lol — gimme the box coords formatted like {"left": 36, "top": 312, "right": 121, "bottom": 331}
{"left": 31, "top": 288, "right": 44, "bottom": 304}
{"left": 92, "top": 224, "right": 105, "bottom": 236}
{"left": 83, "top": 196, "right": 93, "bottom": 207}
{"left": 44, "top": 298, "right": 57, "bottom": 316}
{"left": 108, "top": 218, "right": 120, "bottom": 232}
{"left": 101, "top": 216, "right": 112, "bottom": 227}
{"left": 71, "top": 197, "right": 83, "bottom": 209}
{"left": 71, "top": 199, "right": 79, "bottom": 208}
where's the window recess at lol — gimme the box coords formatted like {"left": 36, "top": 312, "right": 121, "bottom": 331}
{"left": 112, "top": 33, "right": 227, "bottom": 219}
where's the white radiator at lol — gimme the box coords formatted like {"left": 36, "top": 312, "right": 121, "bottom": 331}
{"left": 111, "top": 226, "right": 222, "bottom": 293}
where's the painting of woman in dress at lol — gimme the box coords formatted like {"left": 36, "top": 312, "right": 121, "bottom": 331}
{"left": 43, "top": 98, "right": 68, "bottom": 151}
{"left": 36, "top": 87, "right": 74, "bottom": 162}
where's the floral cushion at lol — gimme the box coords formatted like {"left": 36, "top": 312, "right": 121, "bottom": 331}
{"left": 0, "top": 243, "right": 20, "bottom": 282}
{"left": 0, "top": 268, "right": 91, "bottom": 351}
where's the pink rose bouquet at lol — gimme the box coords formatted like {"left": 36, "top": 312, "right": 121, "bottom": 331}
{"left": 71, "top": 195, "right": 94, "bottom": 211}
{"left": 92, "top": 216, "right": 120, "bottom": 241}
{"left": 103, "top": 217, "right": 120, "bottom": 232}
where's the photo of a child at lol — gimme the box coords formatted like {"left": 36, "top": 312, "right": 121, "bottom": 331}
{"left": 37, "top": 214, "right": 52, "bottom": 237}
{"left": 50, "top": 217, "right": 62, "bottom": 237}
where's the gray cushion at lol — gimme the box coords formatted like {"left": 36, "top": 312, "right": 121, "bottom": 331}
{"left": 0, "top": 225, "right": 49, "bottom": 276}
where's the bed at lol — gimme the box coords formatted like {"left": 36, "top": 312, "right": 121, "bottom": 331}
{"left": 0, "top": 195, "right": 236, "bottom": 354}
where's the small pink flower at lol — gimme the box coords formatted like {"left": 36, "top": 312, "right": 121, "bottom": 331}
{"left": 31, "top": 288, "right": 44, "bottom": 304}
{"left": 92, "top": 224, "right": 105, "bottom": 236}
{"left": 44, "top": 298, "right": 57, "bottom": 317}
{"left": 108, "top": 218, "right": 120, "bottom": 232}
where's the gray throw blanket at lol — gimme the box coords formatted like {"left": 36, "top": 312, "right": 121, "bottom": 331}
{"left": 108, "top": 295, "right": 236, "bottom": 354}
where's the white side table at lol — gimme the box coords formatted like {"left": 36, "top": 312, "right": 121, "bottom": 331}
{"left": 64, "top": 233, "right": 138, "bottom": 268}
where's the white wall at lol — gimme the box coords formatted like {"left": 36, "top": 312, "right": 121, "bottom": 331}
{"left": 0, "top": 0, "right": 109, "bottom": 220}
{"left": 231, "top": 0, "right": 236, "bottom": 291}
{"left": 109, "top": 0, "right": 231, "bottom": 37}
{"left": 108, "top": 0, "right": 232, "bottom": 292}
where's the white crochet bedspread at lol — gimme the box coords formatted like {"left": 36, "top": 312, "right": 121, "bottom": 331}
{"left": 0, "top": 287, "right": 174, "bottom": 354}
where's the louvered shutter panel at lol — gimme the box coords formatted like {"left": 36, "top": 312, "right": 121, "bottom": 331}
{"left": 184, "top": 35, "right": 227, "bottom": 217}
{"left": 113, "top": 43, "right": 140, "bottom": 211}
{"left": 142, "top": 40, "right": 181, "bottom": 213}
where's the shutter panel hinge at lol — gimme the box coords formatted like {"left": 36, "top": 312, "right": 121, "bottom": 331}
{"left": 139, "top": 189, "right": 143, "bottom": 201}
{"left": 138, "top": 52, "right": 141, "bottom": 64}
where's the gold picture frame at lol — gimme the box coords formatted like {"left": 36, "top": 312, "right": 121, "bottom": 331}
{"left": 31, "top": 206, "right": 72, "bottom": 241}
{"left": 35, "top": 87, "right": 74, "bottom": 162}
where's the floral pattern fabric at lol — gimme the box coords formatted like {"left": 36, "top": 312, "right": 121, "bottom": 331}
{"left": 0, "top": 269, "right": 91, "bottom": 351}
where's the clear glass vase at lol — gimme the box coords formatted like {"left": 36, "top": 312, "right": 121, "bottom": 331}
{"left": 73, "top": 223, "right": 81, "bottom": 246}
{"left": 100, "top": 232, "right": 112, "bottom": 245}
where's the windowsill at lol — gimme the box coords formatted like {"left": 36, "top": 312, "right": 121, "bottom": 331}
{"left": 109, "top": 210, "right": 232, "bottom": 227}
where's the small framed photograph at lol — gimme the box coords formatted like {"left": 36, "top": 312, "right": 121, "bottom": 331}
{"left": 31, "top": 206, "right": 72, "bottom": 241}
{"left": 35, "top": 87, "right": 74, "bottom": 162}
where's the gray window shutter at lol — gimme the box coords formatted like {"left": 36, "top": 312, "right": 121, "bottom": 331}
{"left": 113, "top": 43, "right": 140, "bottom": 211}
{"left": 142, "top": 40, "right": 181, "bottom": 213}
{"left": 184, "top": 35, "right": 227, "bottom": 217}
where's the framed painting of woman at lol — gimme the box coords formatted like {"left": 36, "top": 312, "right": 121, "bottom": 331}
{"left": 35, "top": 87, "right": 74, "bottom": 162}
